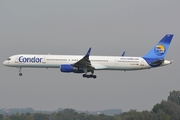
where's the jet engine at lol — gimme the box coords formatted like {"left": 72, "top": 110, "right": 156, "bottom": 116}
{"left": 60, "top": 64, "right": 84, "bottom": 73}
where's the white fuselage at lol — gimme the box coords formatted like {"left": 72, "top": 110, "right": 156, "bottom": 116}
{"left": 3, "top": 54, "right": 171, "bottom": 71}
{"left": 3, "top": 34, "right": 173, "bottom": 78}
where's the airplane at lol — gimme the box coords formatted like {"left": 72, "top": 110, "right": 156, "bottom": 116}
{"left": 3, "top": 34, "right": 173, "bottom": 79}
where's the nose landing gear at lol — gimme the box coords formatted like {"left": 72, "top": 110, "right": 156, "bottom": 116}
{"left": 19, "top": 67, "right": 22, "bottom": 76}
{"left": 19, "top": 73, "right": 22, "bottom": 76}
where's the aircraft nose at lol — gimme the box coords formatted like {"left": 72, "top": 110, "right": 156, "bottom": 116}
{"left": 3, "top": 61, "right": 7, "bottom": 66}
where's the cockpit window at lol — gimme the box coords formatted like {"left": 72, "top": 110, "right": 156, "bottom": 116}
{"left": 7, "top": 58, "right": 11, "bottom": 60}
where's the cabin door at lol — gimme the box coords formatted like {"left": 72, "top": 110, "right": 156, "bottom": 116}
{"left": 140, "top": 60, "right": 144, "bottom": 66}
{"left": 42, "top": 56, "right": 46, "bottom": 63}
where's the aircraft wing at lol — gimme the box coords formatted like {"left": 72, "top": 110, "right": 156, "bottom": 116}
{"left": 73, "top": 48, "right": 95, "bottom": 72}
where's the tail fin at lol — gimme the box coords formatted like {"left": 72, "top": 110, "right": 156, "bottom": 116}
{"left": 143, "top": 34, "right": 173, "bottom": 59}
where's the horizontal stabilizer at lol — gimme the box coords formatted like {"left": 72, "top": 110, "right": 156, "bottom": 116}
{"left": 150, "top": 59, "right": 164, "bottom": 66}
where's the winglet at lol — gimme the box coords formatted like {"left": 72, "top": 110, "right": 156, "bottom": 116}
{"left": 121, "top": 51, "right": 125, "bottom": 56}
{"left": 85, "top": 47, "right": 91, "bottom": 57}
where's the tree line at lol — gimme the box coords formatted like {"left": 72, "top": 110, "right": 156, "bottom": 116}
{"left": 0, "top": 90, "right": 180, "bottom": 120}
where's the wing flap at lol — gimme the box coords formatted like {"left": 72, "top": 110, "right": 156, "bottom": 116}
{"left": 91, "top": 63, "right": 107, "bottom": 70}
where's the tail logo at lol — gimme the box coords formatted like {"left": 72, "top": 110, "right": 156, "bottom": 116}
{"left": 154, "top": 44, "right": 166, "bottom": 56}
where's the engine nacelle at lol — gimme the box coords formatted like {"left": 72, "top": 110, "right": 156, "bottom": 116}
{"left": 60, "top": 64, "right": 84, "bottom": 73}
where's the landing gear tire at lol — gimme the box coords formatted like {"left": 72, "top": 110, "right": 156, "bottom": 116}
{"left": 19, "top": 73, "right": 22, "bottom": 76}
{"left": 83, "top": 74, "right": 87, "bottom": 78}
{"left": 92, "top": 75, "right": 97, "bottom": 79}
{"left": 82, "top": 74, "right": 97, "bottom": 79}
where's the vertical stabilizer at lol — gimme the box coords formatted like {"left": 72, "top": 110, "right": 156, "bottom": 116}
{"left": 143, "top": 34, "right": 173, "bottom": 59}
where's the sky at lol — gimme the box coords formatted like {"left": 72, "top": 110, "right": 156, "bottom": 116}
{"left": 1, "top": 0, "right": 180, "bottom": 112}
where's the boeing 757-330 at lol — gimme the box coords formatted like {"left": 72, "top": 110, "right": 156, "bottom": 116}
{"left": 3, "top": 34, "right": 173, "bottom": 79}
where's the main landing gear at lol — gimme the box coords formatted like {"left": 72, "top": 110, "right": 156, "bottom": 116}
{"left": 82, "top": 69, "right": 97, "bottom": 79}
{"left": 82, "top": 74, "right": 97, "bottom": 79}
{"left": 19, "top": 67, "right": 22, "bottom": 76}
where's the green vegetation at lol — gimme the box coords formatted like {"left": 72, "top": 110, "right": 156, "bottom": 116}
{"left": 1, "top": 90, "right": 180, "bottom": 120}
{"left": 168, "top": 90, "right": 180, "bottom": 106}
